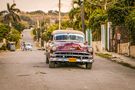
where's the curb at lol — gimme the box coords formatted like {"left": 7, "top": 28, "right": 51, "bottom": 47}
{"left": 111, "top": 57, "right": 135, "bottom": 69}
{"left": 96, "top": 52, "right": 135, "bottom": 69}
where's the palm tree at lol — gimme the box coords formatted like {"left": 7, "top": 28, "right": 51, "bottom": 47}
{"left": 0, "top": 3, "right": 21, "bottom": 26}
{"left": 69, "top": 0, "right": 85, "bottom": 30}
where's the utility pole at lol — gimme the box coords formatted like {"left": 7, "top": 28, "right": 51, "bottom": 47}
{"left": 13, "top": 0, "right": 15, "bottom": 3}
{"left": 59, "top": 0, "right": 61, "bottom": 30}
{"left": 78, "top": 0, "right": 85, "bottom": 34}
{"left": 74, "top": 0, "right": 85, "bottom": 33}
{"left": 81, "top": 0, "right": 85, "bottom": 34}
{"left": 104, "top": 0, "right": 107, "bottom": 10}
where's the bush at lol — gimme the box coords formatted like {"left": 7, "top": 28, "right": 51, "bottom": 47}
{"left": 32, "top": 29, "right": 37, "bottom": 36}
{"left": 126, "top": 10, "right": 135, "bottom": 45}
{"left": 12, "top": 22, "right": 26, "bottom": 32}
{"left": 97, "top": 53, "right": 112, "bottom": 59}
{"left": 42, "top": 24, "right": 58, "bottom": 41}
{"left": 0, "top": 23, "right": 10, "bottom": 39}
{"left": 107, "top": 6, "right": 129, "bottom": 26}
{"left": 0, "top": 44, "right": 7, "bottom": 50}
{"left": 7, "top": 29, "right": 21, "bottom": 43}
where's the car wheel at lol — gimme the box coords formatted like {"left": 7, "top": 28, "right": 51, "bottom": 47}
{"left": 46, "top": 57, "right": 49, "bottom": 64}
{"left": 86, "top": 63, "right": 92, "bottom": 69}
{"left": 49, "top": 61, "right": 55, "bottom": 68}
{"left": 46, "top": 52, "right": 49, "bottom": 64}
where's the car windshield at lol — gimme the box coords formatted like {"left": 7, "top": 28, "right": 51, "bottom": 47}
{"left": 25, "top": 43, "right": 31, "bottom": 46}
{"left": 54, "top": 34, "right": 84, "bottom": 42}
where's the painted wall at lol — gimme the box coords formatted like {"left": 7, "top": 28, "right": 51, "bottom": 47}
{"left": 130, "top": 46, "right": 135, "bottom": 58}
{"left": 92, "top": 41, "right": 102, "bottom": 53}
{"left": 117, "top": 43, "right": 129, "bottom": 55}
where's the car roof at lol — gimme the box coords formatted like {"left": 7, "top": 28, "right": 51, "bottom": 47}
{"left": 25, "top": 43, "right": 32, "bottom": 44}
{"left": 52, "top": 30, "right": 84, "bottom": 36}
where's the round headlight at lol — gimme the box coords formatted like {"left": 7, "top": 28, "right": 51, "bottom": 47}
{"left": 88, "top": 47, "right": 93, "bottom": 52}
{"left": 52, "top": 46, "right": 57, "bottom": 51}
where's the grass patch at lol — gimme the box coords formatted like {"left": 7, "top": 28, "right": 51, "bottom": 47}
{"left": 96, "top": 53, "right": 112, "bottom": 59}
{"left": 0, "top": 44, "right": 7, "bottom": 50}
{"left": 31, "top": 29, "right": 34, "bottom": 36}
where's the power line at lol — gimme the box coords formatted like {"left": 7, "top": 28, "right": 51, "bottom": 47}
{"left": 13, "top": 0, "right": 15, "bottom": 4}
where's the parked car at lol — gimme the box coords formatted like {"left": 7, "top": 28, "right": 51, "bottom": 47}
{"left": 25, "top": 43, "right": 32, "bottom": 51}
{"left": 46, "top": 29, "right": 94, "bottom": 69}
{"left": 8, "top": 42, "right": 16, "bottom": 51}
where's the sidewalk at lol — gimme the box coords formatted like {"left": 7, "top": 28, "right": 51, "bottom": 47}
{"left": 110, "top": 52, "right": 135, "bottom": 68}
{"left": 97, "top": 51, "right": 135, "bottom": 69}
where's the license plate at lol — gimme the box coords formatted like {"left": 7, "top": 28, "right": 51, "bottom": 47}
{"left": 68, "top": 58, "right": 76, "bottom": 62}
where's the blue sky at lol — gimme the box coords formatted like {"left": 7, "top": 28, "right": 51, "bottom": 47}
{"left": 0, "top": 0, "right": 72, "bottom": 12}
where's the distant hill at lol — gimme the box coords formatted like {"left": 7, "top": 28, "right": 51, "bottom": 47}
{"left": 20, "top": 10, "right": 69, "bottom": 27}
{"left": 26, "top": 10, "right": 46, "bottom": 15}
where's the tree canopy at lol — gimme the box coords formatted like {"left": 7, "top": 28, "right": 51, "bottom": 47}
{"left": 0, "top": 3, "right": 21, "bottom": 25}
{"left": 0, "top": 23, "right": 10, "bottom": 41}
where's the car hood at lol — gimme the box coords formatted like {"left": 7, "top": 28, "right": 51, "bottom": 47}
{"left": 53, "top": 41, "right": 87, "bottom": 52}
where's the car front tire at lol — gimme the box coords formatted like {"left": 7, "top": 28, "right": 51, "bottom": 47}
{"left": 49, "top": 61, "right": 55, "bottom": 68}
{"left": 45, "top": 52, "right": 50, "bottom": 64}
{"left": 46, "top": 57, "right": 49, "bottom": 64}
{"left": 86, "top": 63, "right": 92, "bottom": 69}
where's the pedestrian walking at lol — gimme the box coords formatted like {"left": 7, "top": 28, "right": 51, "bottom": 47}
{"left": 21, "top": 42, "right": 25, "bottom": 51}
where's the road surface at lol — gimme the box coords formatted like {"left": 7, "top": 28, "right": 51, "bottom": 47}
{"left": 0, "top": 29, "right": 135, "bottom": 90}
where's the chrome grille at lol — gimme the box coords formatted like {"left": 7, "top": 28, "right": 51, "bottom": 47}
{"left": 54, "top": 52, "right": 91, "bottom": 59}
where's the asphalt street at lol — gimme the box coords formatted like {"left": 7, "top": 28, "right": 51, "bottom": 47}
{"left": 0, "top": 29, "right": 135, "bottom": 90}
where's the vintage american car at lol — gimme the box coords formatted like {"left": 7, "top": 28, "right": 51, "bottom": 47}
{"left": 46, "top": 30, "right": 94, "bottom": 69}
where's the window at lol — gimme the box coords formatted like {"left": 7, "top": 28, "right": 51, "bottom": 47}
{"left": 54, "top": 34, "right": 84, "bottom": 42}
{"left": 55, "top": 35, "right": 68, "bottom": 40}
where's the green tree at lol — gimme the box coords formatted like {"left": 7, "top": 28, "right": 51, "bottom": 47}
{"left": 69, "top": 8, "right": 81, "bottom": 30}
{"left": 126, "top": 10, "right": 135, "bottom": 45}
{"left": 0, "top": 3, "right": 21, "bottom": 26}
{"left": 107, "top": 0, "right": 135, "bottom": 26}
{"left": 69, "top": 0, "right": 109, "bottom": 40}
{"left": 42, "top": 20, "right": 75, "bottom": 41}
{"left": 42, "top": 24, "right": 58, "bottom": 41}
{"left": 12, "top": 22, "right": 25, "bottom": 32}
{"left": 61, "top": 20, "right": 73, "bottom": 29}
{"left": 107, "top": 0, "right": 135, "bottom": 40}
{"left": 7, "top": 29, "right": 21, "bottom": 43}
{"left": 0, "top": 23, "right": 10, "bottom": 41}
{"left": 107, "top": 6, "right": 129, "bottom": 26}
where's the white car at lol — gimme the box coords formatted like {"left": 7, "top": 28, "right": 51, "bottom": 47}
{"left": 25, "top": 43, "right": 32, "bottom": 51}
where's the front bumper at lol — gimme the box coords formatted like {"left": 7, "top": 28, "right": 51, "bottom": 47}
{"left": 50, "top": 57, "right": 94, "bottom": 63}
{"left": 50, "top": 51, "right": 94, "bottom": 63}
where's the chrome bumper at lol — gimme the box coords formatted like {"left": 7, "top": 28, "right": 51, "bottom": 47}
{"left": 50, "top": 57, "right": 94, "bottom": 63}
{"left": 50, "top": 51, "right": 94, "bottom": 63}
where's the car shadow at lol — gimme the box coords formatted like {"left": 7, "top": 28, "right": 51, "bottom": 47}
{"left": 54, "top": 63, "right": 86, "bottom": 69}
{"left": 32, "top": 62, "right": 47, "bottom": 68}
